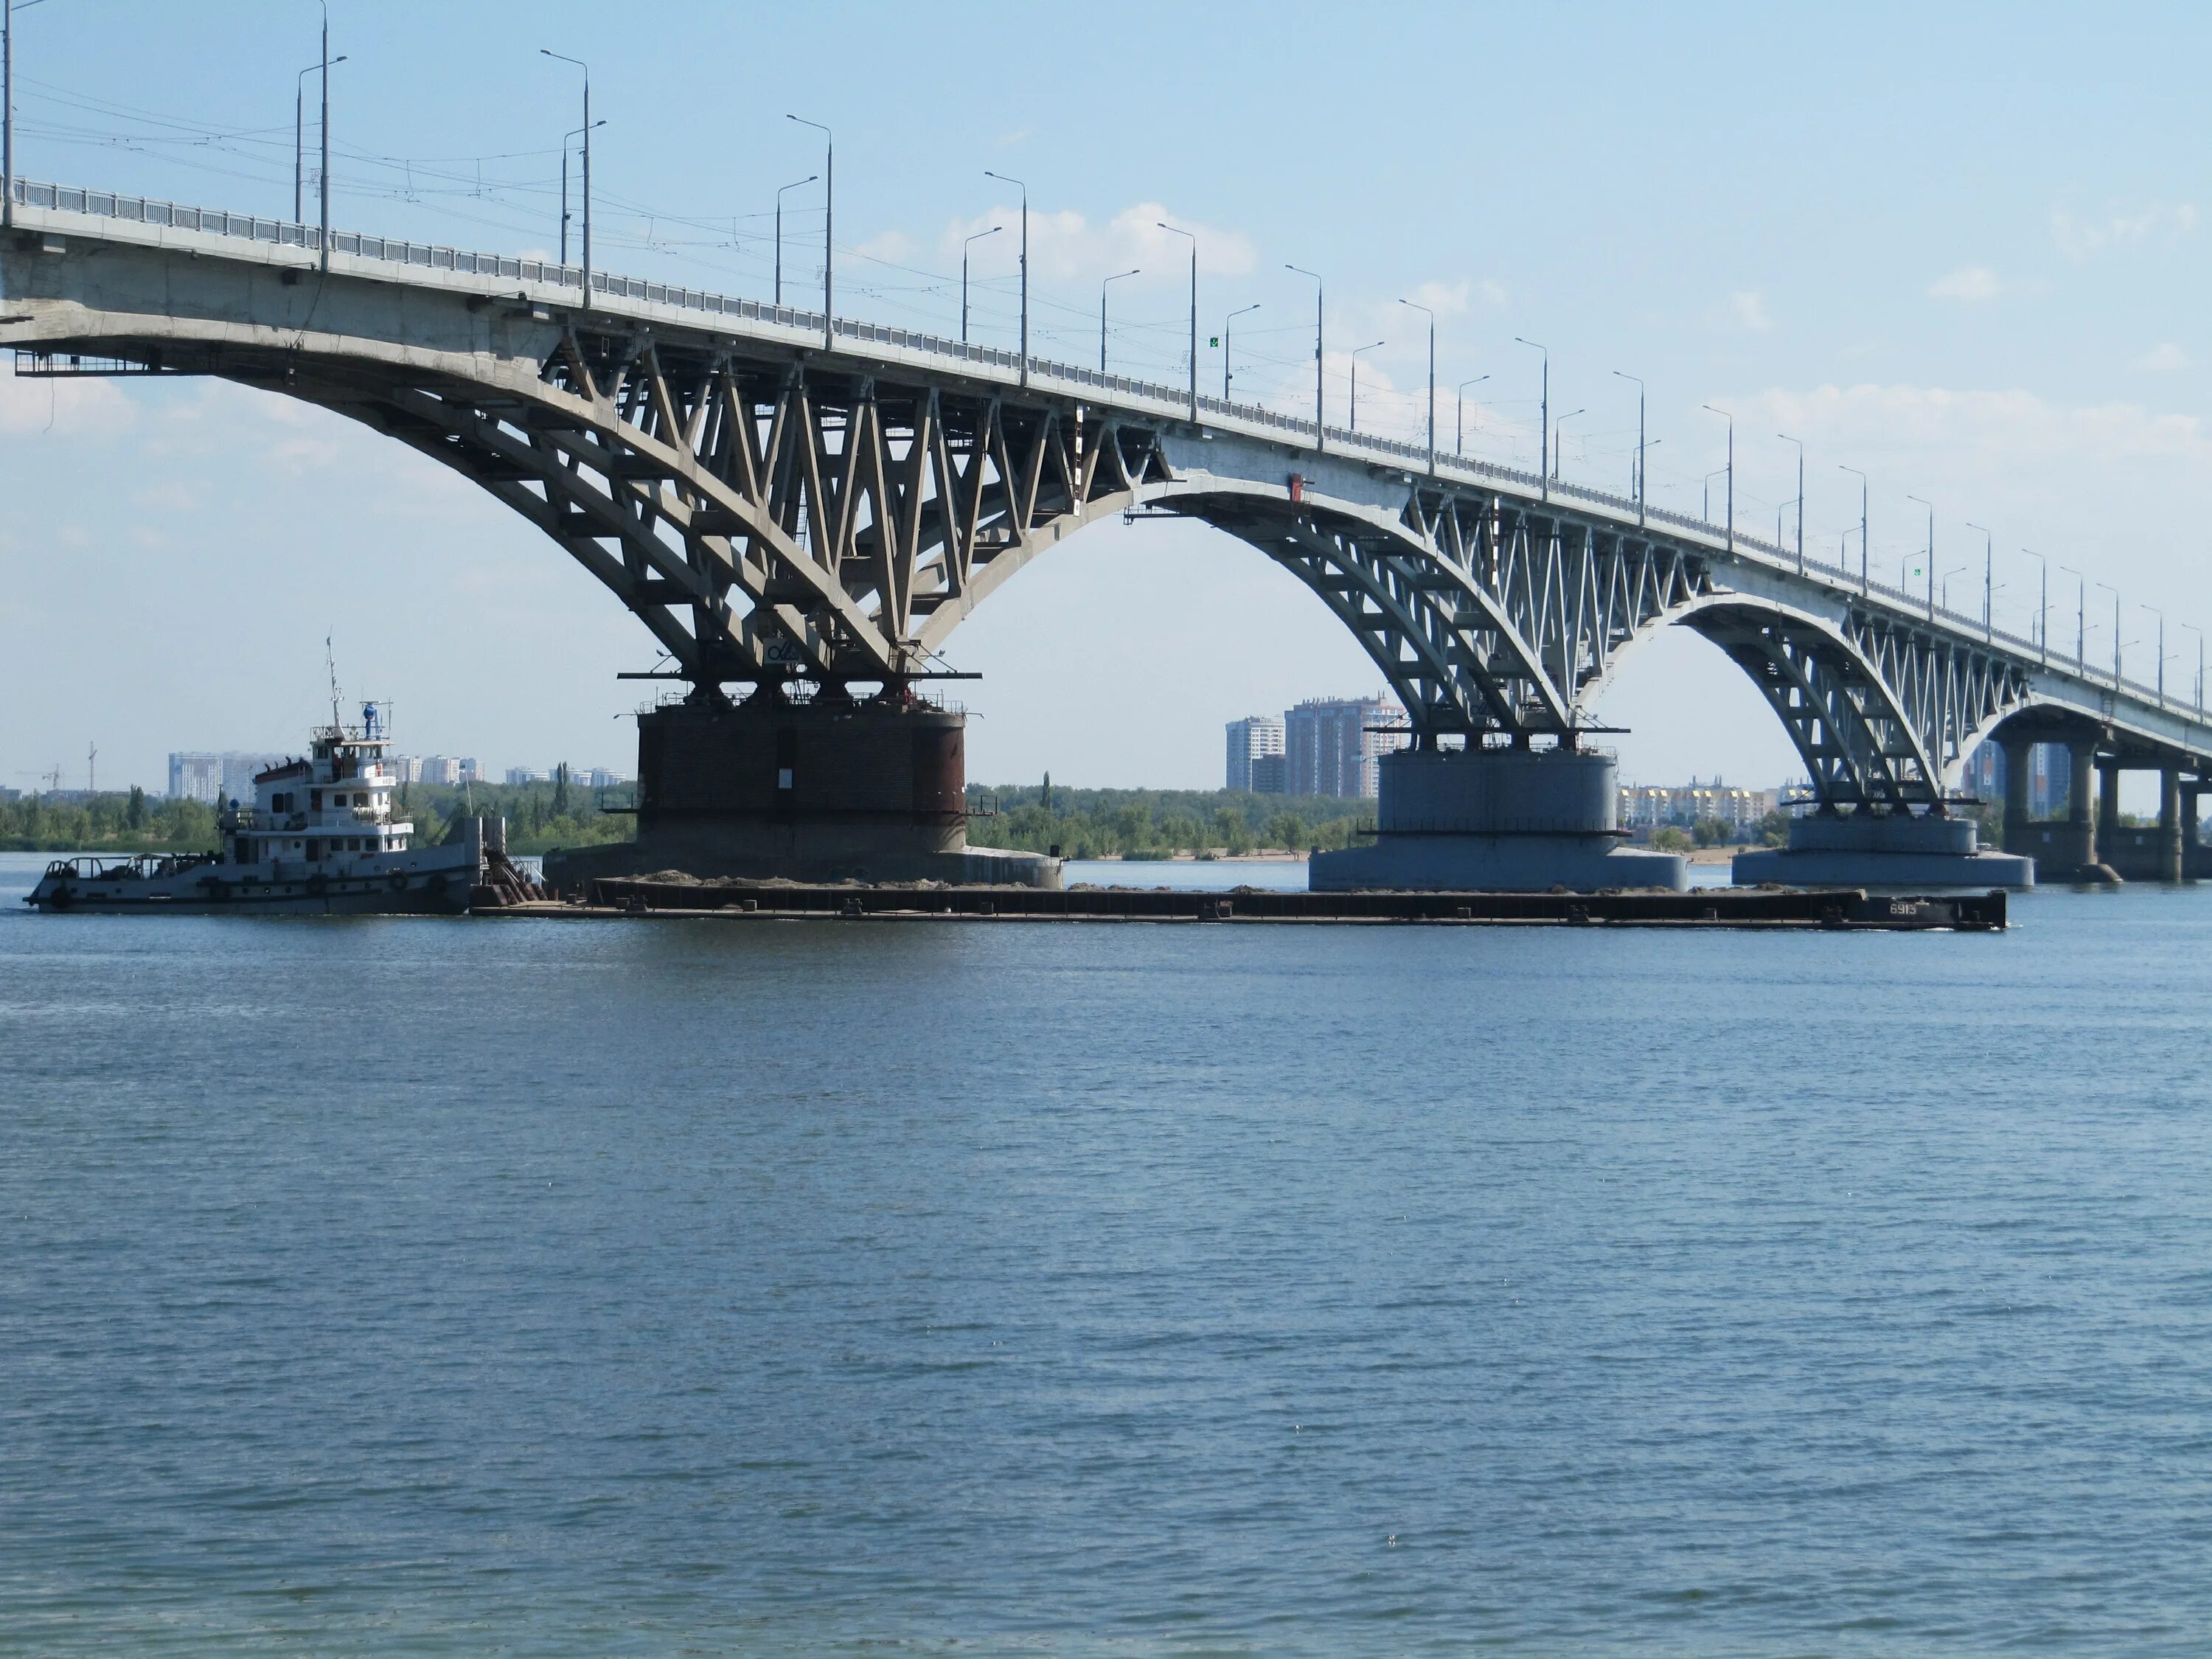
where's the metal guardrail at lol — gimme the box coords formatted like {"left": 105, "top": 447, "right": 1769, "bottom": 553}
{"left": 10, "top": 175, "right": 2204, "bottom": 724}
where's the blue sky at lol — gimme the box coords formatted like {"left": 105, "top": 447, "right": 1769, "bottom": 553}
{"left": 2, "top": 1, "right": 2208, "bottom": 795}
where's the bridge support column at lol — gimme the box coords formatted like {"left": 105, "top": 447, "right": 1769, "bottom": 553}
{"left": 1733, "top": 808, "right": 2033, "bottom": 888}
{"left": 542, "top": 694, "right": 1060, "bottom": 891}
{"left": 2160, "top": 767, "right": 2185, "bottom": 882}
{"left": 2098, "top": 760, "right": 2123, "bottom": 859}
{"left": 2025, "top": 739, "right": 2117, "bottom": 883}
{"left": 1309, "top": 747, "right": 1686, "bottom": 893}
{"left": 2000, "top": 734, "right": 2034, "bottom": 855}
{"left": 2186, "top": 785, "right": 2206, "bottom": 880}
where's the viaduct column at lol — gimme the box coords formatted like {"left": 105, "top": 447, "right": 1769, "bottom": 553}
{"left": 2160, "top": 767, "right": 2184, "bottom": 882}
{"left": 2000, "top": 734, "right": 2034, "bottom": 854}
{"left": 2098, "top": 759, "right": 2123, "bottom": 867}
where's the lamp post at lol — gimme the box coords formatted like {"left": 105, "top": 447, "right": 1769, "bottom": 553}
{"left": 1349, "top": 341, "right": 1384, "bottom": 433}
{"left": 2021, "top": 548, "right": 2048, "bottom": 664}
{"left": 560, "top": 120, "right": 602, "bottom": 267}
{"left": 1398, "top": 296, "right": 1435, "bottom": 474}
{"left": 1939, "top": 563, "right": 1967, "bottom": 615}
{"left": 1613, "top": 370, "right": 1644, "bottom": 523}
{"left": 2060, "top": 565, "right": 2087, "bottom": 673}
{"left": 1157, "top": 221, "right": 1196, "bottom": 420}
{"left": 1286, "top": 263, "right": 1323, "bottom": 447}
{"left": 2180, "top": 621, "right": 2204, "bottom": 714}
{"left": 959, "top": 223, "right": 1000, "bottom": 344}
{"left": 296, "top": 52, "right": 347, "bottom": 224}
{"left": 1838, "top": 465, "right": 1868, "bottom": 594}
{"left": 776, "top": 173, "right": 818, "bottom": 307}
{"left": 314, "top": 4, "right": 333, "bottom": 269}
{"left": 1905, "top": 494, "right": 1934, "bottom": 618}
{"left": 1966, "top": 522, "right": 1994, "bottom": 640}
{"left": 1514, "top": 337, "right": 1548, "bottom": 498}
{"left": 2142, "top": 603, "right": 2168, "bottom": 706}
{"left": 1455, "top": 375, "right": 1488, "bottom": 458}
{"left": 1552, "top": 408, "right": 1585, "bottom": 483}
{"left": 1703, "top": 405, "right": 1733, "bottom": 551}
{"left": 1222, "top": 301, "right": 1259, "bottom": 401}
{"left": 543, "top": 50, "right": 592, "bottom": 304}
{"left": 1778, "top": 431, "right": 1804, "bottom": 573}
{"left": 986, "top": 170, "right": 1028, "bottom": 385}
{"left": 1703, "top": 467, "right": 1728, "bottom": 524}
{"left": 0, "top": 0, "right": 46, "bottom": 230}
{"left": 1098, "top": 266, "right": 1139, "bottom": 373}
{"left": 2094, "top": 580, "right": 2120, "bottom": 684}
{"left": 788, "top": 114, "right": 833, "bottom": 348}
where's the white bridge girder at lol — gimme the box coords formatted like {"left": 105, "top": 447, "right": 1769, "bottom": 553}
{"left": 7, "top": 199, "right": 2210, "bottom": 807}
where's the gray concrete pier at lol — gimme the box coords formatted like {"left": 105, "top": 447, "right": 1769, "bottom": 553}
{"left": 1733, "top": 810, "right": 2034, "bottom": 888}
{"left": 1310, "top": 748, "right": 1687, "bottom": 893}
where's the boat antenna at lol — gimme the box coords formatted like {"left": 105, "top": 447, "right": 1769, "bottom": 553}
{"left": 326, "top": 636, "right": 343, "bottom": 734}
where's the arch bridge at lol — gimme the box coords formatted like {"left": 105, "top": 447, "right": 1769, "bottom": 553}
{"left": 4, "top": 176, "right": 2210, "bottom": 872}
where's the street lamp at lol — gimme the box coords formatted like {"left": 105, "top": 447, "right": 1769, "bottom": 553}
{"left": 1703, "top": 404, "right": 1733, "bottom": 550}
{"left": 1552, "top": 408, "right": 1585, "bottom": 483}
{"left": 986, "top": 170, "right": 1028, "bottom": 385}
{"left": 2020, "top": 548, "right": 2049, "bottom": 664}
{"left": 2142, "top": 603, "right": 2168, "bottom": 706}
{"left": 1838, "top": 465, "right": 1868, "bottom": 594}
{"left": 1, "top": 0, "right": 51, "bottom": 231}
{"left": 1703, "top": 466, "right": 1728, "bottom": 524}
{"left": 561, "top": 120, "right": 603, "bottom": 268}
{"left": 1966, "top": 522, "right": 1994, "bottom": 641}
{"left": 1285, "top": 263, "right": 1323, "bottom": 446}
{"left": 1939, "top": 563, "right": 1967, "bottom": 614}
{"left": 2180, "top": 621, "right": 2204, "bottom": 714}
{"left": 1613, "top": 370, "right": 1644, "bottom": 522}
{"left": 1222, "top": 301, "right": 1259, "bottom": 401}
{"left": 1349, "top": 340, "right": 1384, "bottom": 433}
{"left": 776, "top": 173, "right": 818, "bottom": 307}
{"left": 1777, "top": 432, "right": 1804, "bottom": 573}
{"left": 960, "top": 223, "right": 1001, "bottom": 344}
{"left": 1514, "top": 337, "right": 1548, "bottom": 498}
{"left": 1099, "top": 266, "right": 1139, "bottom": 373}
{"left": 1905, "top": 493, "right": 1934, "bottom": 617}
{"left": 296, "top": 52, "right": 347, "bottom": 224}
{"left": 788, "top": 114, "right": 833, "bottom": 348}
{"left": 2094, "top": 580, "right": 2121, "bottom": 684}
{"left": 1157, "top": 221, "right": 1197, "bottom": 420}
{"left": 1455, "top": 375, "right": 1488, "bottom": 458}
{"left": 1398, "top": 296, "right": 1435, "bottom": 474}
{"left": 543, "top": 50, "right": 593, "bottom": 303}
{"left": 2059, "top": 565, "right": 2087, "bottom": 672}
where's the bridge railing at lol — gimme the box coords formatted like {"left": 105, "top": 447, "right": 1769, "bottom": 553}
{"left": 10, "top": 176, "right": 2202, "bottom": 723}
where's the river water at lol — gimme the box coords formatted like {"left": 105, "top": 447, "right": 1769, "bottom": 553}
{"left": 5, "top": 849, "right": 2211, "bottom": 1655}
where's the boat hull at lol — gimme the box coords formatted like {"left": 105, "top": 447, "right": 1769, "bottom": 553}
{"left": 26, "top": 850, "right": 480, "bottom": 917}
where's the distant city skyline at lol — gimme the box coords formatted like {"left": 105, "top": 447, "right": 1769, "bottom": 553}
{"left": 1, "top": 3, "right": 2205, "bottom": 815}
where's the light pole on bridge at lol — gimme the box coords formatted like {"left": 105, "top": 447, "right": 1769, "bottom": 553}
{"left": 1552, "top": 408, "right": 1585, "bottom": 484}
{"left": 1612, "top": 371, "right": 1644, "bottom": 524}
{"left": 2021, "top": 548, "right": 2049, "bottom": 665}
{"left": 1455, "top": 375, "right": 1487, "bottom": 459}
{"left": 1222, "top": 302, "right": 1259, "bottom": 401}
{"left": 543, "top": 51, "right": 593, "bottom": 306}
{"left": 1349, "top": 340, "right": 1384, "bottom": 433}
{"left": 2059, "top": 566, "right": 2087, "bottom": 674}
{"left": 1285, "top": 264, "right": 1323, "bottom": 449}
{"left": 1703, "top": 467, "right": 1728, "bottom": 524}
{"left": 1905, "top": 494, "right": 1935, "bottom": 619}
{"left": 1097, "top": 266, "right": 1138, "bottom": 372}
{"left": 1514, "top": 338, "right": 1547, "bottom": 500}
{"left": 790, "top": 115, "right": 834, "bottom": 349}
{"left": 2180, "top": 622, "right": 2204, "bottom": 715}
{"left": 1157, "top": 221, "right": 1196, "bottom": 421}
{"left": 1838, "top": 464, "right": 1868, "bottom": 595}
{"left": 1399, "top": 297, "right": 1435, "bottom": 475}
{"left": 1778, "top": 432, "right": 1804, "bottom": 574}
{"left": 988, "top": 172, "right": 1029, "bottom": 386}
{"left": 1703, "top": 405, "right": 1733, "bottom": 552}
{"left": 562, "top": 121, "right": 604, "bottom": 268}
{"left": 959, "top": 223, "right": 1000, "bottom": 343}
{"left": 1939, "top": 564, "right": 1967, "bottom": 616}
{"left": 776, "top": 173, "right": 818, "bottom": 307}
{"left": 0, "top": 0, "right": 46, "bottom": 232}
{"left": 2141, "top": 604, "right": 2168, "bottom": 707}
{"left": 2094, "top": 580, "right": 2121, "bottom": 686}
{"left": 1966, "top": 522, "right": 1994, "bottom": 641}
{"left": 296, "top": 52, "right": 347, "bottom": 225}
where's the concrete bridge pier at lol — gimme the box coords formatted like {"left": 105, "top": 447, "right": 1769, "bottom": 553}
{"left": 2000, "top": 734, "right": 2034, "bottom": 855}
{"left": 1733, "top": 807, "right": 2034, "bottom": 888}
{"left": 2013, "top": 737, "right": 2117, "bottom": 882}
{"left": 2161, "top": 767, "right": 2185, "bottom": 882}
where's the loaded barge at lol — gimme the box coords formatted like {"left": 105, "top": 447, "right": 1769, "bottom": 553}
{"left": 482, "top": 878, "right": 2006, "bottom": 931}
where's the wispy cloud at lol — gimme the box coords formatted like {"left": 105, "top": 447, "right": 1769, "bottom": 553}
{"left": 1929, "top": 265, "right": 2003, "bottom": 302}
{"left": 1729, "top": 290, "right": 1773, "bottom": 333}
{"left": 940, "top": 201, "right": 1256, "bottom": 284}
{"left": 2051, "top": 202, "right": 2197, "bottom": 262}
{"left": 0, "top": 364, "right": 138, "bottom": 438}
{"left": 2136, "top": 341, "right": 2190, "bottom": 372}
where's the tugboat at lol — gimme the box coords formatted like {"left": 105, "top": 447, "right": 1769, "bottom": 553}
{"left": 26, "top": 700, "right": 526, "bottom": 916}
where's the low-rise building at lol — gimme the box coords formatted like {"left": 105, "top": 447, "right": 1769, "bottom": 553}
{"left": 1618, "top": 776, "right": 1784, "bottom": 837}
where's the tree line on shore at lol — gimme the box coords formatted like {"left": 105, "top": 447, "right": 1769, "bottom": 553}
{"left": 970, "top": 779, "right": 1373, "bottom": 859}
